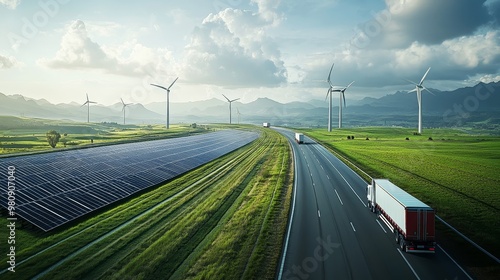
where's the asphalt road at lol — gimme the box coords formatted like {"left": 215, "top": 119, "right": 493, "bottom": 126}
{"left": 275, "top": 128, "right": 473, "bottom": 280}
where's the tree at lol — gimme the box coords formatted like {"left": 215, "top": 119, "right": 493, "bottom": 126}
{"left": 46, "top": 130, "right": 61, "bottom": 148}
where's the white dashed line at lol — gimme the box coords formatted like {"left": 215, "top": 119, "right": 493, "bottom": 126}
{"left": 334, "top": 189, "right": 343, "bottom": 205}
{"left": 350, "top": 222, "right": 356, "bottom": 232}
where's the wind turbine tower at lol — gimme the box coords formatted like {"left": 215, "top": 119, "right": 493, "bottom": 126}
{"left": 236, "top": 108, "right": 242, "bottom": 124}
{"left": 121, "top": 98, "right": 132, "bottom": 125}
{"left": 332, "top": 81, "right": 354, "bottom": 129}
{"left": 151, "top": 77, "right": 179, "bottom": 129}
{"left": 222, "top": 94, "right": 240, "bottom": 124}
{"left": 406, "top": 67, "right": 431, "bottom": 134}
{"left": 81, "top": 93, "right": 97, "bottom": 123}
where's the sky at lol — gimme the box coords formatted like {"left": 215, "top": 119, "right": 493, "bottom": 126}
{"left": 0, "top": 0, "right": 499, "bottom": 106}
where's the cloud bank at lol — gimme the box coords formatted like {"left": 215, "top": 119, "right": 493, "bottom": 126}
{"left": 39, "top": 20, "right": 175, "bottom": 77}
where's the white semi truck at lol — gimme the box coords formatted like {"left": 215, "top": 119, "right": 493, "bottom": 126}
{"left": 367, "top": 179, "right": 436, "bottom": 253}
{"left": 295, "top": 133, "right": 304, "bottom": 144}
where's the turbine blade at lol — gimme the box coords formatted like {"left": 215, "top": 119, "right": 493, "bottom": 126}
{"left": 151, "top": 83, "right": 169, "bottom": 91}
{"left": 86, "top": 93, "right": 89, "bottom": 102}
{"left": 167, "top": 77, "right": 179, "bottom": 90}
{"left": 222, "top": 94, "right": 230, "bottom": 102}
{"left": 80, "top": 101, "right": 88, "bottom": 107}
{"left": 342, "top": 92, "right": 346, "bottom": 107}
{"left": 345, "top": 81, "right": 355, "bottom": 90}
{"left": 422, "top": 86, "right": 435, "bottom": 95}
{"left": 404, "top": 78, "right": 418, "bottom": 86}
{"left": 327, "top": 62, "right": 334, "bottom": 86}
{"left": 121, "top": 98, "right": 125, "bottom": 105}
{"left": 408, "top": 87, "right": 418, "bottom": 93}
{"left": 419, "top": 67, "right": 431, "bottom": 85}
{"left": 231, "top": 98, "right": 240, "bottom": 102}
{"left": 325, "top": 88, "right": 331, "bottom": 101}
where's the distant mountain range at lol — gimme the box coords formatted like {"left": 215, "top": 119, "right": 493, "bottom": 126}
{"left": 1, "top": 81, "right": 499, "bottom": 129}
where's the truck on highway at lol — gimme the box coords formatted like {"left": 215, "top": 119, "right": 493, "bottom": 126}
{"left": 295, "top": 133, "right": 304, "bottom": 144}
{"left": 263, "top": 122, "right": 270, "bottom": 128}
{"left": 367, "top": 179, "right": 436, "bottom": 253}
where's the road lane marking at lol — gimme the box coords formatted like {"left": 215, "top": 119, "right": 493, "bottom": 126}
{"left": 334, "top": 189, "right": 344, "bottom": 205}
{"left": 350, "top": 222, "right": 356, "bottom": 232}
{"left": 437, "top": 244, "right": 473, "bottom": 280}
{"left": 376, "top": 219, "right": 387, "bottom": 233}
{"left": 312, "top": 145, "right": 366, "bottom": 207}
{"left": 326, "top": 175, "right": 330, "bottom": 180}
{"left": 397, "top": 249, "right": 421, "bottom": 280}
{"left": 318, "top": 210, "right": 321, "bottom": 218}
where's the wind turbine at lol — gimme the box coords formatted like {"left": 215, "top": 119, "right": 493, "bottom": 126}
{"left": 331, "top": 81, "right": 354, "bottom": 129}
{"left": 236, "top": 108, "right": 242, "bottom": 124}
{"left": 222, "top": 94, "right": 240, "bottom": 124}
{"left": 80, "top": 93, "right": 97, "bottom": 123}
{"left": 151, "top": 77, "right": 179, "bottom": 129}
{"left": 326, "top": 62, "right": 354, "bottom": 130}
{"left": 406, "top": 67, "right": 431, "bottom": 134}
{"left": 121, "top": 98, "right": 132, "bottom": 125}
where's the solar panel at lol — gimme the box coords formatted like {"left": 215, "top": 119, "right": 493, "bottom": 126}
{"left": 0, "top": 130, "right": 258, "bottom": 231}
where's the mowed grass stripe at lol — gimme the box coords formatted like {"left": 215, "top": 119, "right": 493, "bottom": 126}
{"left": 104, "top": 131, "right": 274, "bottom": 279}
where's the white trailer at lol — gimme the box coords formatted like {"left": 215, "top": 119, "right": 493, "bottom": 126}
{"left": 295, "top": 133, "right": 304, "bottom": 144}
{"left": 367, "top": 179, "right": 435, "bottom": 253}
{"left": 263, "top": 122, "right": 270, "bottom": 128}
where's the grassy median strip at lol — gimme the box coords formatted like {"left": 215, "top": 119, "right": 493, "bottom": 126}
{"left": 173, "top": 132, "right": 292, "bottom": 280}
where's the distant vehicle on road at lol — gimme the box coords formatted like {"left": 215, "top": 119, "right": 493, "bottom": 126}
{"left": 263, "top": 122, "right": 270, "bottom": 128}
{"left": 367, "top": 179, "right": 436, "bottom": 253}
{"left": 295, "top": 133, "right": 304, "bottom": 144}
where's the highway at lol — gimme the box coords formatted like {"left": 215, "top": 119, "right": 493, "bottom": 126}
{"left": 275, "top": 128, "right": 472, "bottom": 280}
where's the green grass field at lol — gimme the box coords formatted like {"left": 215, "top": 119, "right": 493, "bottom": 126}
{"left": 0, "top": 126, "right": 292, "bottom": 279}
{"left": 302, "top": 127, "right": 500, "bottom": 263}
{"left": 0, "top": 116, "right": 213, "bottom": 155}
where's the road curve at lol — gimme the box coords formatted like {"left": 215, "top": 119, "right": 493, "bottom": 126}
{"left": 276, "top": 127, "right": 472, "bottom": 280}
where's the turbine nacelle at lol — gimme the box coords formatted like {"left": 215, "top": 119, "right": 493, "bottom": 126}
{"left": 406, "top": 67, "right": 433, "bottom": 94}
{"left": 81, "top": 93, "right": 97, "bottom": 107}
{"left": 222, "top": 94, "right": 240, "bottom": 103}
{"left": 121, "top": 98, "right": 132, "bottom": 112}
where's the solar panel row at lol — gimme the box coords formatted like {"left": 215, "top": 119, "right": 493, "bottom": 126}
{"left": 0, "top": 130, "right": 258, "bottom": 231}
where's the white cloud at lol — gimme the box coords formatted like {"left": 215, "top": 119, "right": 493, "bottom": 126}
{"left": 301, "top": 30, "right": 500, "bottom": 88}
{"left": 0, "top": 54, "right": 20, "bottom": 69}
{"left": 394, "top": 31, "right": 500, "bottom": 74}
{"left": 39, "top": 20, "right": 176, "bottom": 77}
{"left": 180, "top": 1, "right": 287, "bottom": 87}
{"left": 0, "top": 0, "right": 20, "bottom": 10}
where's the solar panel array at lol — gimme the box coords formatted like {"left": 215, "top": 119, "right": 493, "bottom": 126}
{"left": 0, "top": 130, "right": 258, "bottom": 231}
